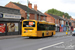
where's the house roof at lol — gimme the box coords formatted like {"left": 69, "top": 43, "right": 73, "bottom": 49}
{"left": 0, "top": 6, "right": 20, "bottom": 15}
{"left": 37, "top": 10, "right": 47, "bottom": 16}
{"left": 48, "top": 13, "right": 66, "bottom": 20}
{"left": 48, "top": 13, "right": 61, "bottom": 19}
{"left": 59, "top": 16, "right": 66, "bottom": 21}
{"left": 12, "top": 2, "right": 38, "bottom": 14}
{"left": 68, "top": 19, "right": 75, "bottom": 23}
{"left": 12, "top": 2, "right": 46, "bottom": 16}
{"left": 32, "top": 8, "right": 47, "bottom": 16}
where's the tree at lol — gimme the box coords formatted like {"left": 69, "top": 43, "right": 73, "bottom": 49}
{"left": 46, "top": 8, "right": 71, "bottom": 19}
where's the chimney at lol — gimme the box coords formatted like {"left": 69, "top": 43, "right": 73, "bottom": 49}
{"left": 28, "top": 2, "right": 32, "bottom": 9}
{"left": 63, "top": 15, "right": 64, "bottom": 18}
{"left": 34, "top": 4, "right": 37, "bottom": 11}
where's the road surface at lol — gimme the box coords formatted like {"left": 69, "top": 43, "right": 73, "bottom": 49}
{"left": 0, "top": 32, "right": 74, "bottom": 50}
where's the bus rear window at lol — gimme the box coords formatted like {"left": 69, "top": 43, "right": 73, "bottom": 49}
{"left": 23, "top": 21, "right": 35, "bottom": 27}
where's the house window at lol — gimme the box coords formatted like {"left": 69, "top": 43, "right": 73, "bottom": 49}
{"left": 69, "top": 22, "right": 71, "bottom": 26}
{"left": 66, "top": 22, "right": 68, "bottom": 26}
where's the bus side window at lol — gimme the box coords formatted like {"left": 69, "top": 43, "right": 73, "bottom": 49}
{"left": 49, "top": 25, "right": 51, "bottom": 30}
{"left": 37, "top": 23, "right": 40, "bottom": 30}
{"left": 37, "top": 23, "right": 45, "bottom": 30}
{"left": 45, "top": 25, "right": 49, "bottom": 30}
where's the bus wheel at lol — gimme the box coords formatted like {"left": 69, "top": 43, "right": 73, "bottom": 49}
{"left": 42, "top": 33, "right": 44, "bottom": 38}
{"left": 29, "top": 37, "right": 33, "bottom": 38}
{"left": 51, "top": 32, "right": 53, "bottom": 37}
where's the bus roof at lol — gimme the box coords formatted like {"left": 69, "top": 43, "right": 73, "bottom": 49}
{"left": 23, "top": 19, "right": 37, "bottom": 21}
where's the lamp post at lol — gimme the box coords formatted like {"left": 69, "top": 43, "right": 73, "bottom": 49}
{"left": 27, "top": 0, "right": 29, "bottom": 19}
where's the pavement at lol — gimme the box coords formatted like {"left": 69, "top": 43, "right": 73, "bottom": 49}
{"left": 0, "top": 31, "right": 72, "bottom": 40}
{"left": 55, "top": 31, "right": 71, "bottom": 36}
{"left": 0, "top": 35, "right": 22, "bottom": 40}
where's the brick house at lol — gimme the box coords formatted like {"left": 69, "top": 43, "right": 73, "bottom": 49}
{"left": 44, "top": 13, "right": 55, "bottom": 23}
{"left": 51, "top": 15, "right": 65, "bottom": 32}
{"left": 69, "top": 17, "right": 75, "bottom": 31}
{"left": 59, "top": 16, "right": 67, "bottom": 31}
{"left": 5, "top": 2, "right": 47, "bottom": 34}
{"left": 44, "top": 13, "right": 68, "bottom": 32}
{"left": 73, "top": 19, "right": 75, "bottom": 28}
{"left": 44, "top": 13, "right": 61, "bottom": 32}
{"left": 70, "top": 17, "right": 75, "bottom": 27}
{"left": 63, "top": 17, "right": 75, "bottom": 31}
{"left": 32, "top": 4, "right": 47, "bottom": 21}
{"left": 5, "top": 2, "right": 46, "bottom": 21}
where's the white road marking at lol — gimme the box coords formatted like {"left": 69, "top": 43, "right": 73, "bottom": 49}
{"left": 38, "top": 42, "right": 64, "bottom": 50}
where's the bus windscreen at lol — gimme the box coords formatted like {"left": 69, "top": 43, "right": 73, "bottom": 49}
{"left": 23, "top": 21, "right": 35, "bottom": 27}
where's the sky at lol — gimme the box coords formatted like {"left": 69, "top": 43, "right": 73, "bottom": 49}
{"left": 0, "top": 0, "right": 75, "bottom": 19}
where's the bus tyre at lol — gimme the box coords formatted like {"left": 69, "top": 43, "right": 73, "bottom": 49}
{"left": 51, "top": 33, "right": 53, "bottom": 37}
{"left": 42, "top": 33, "right": 44, "bottom": 38}
{"left": 29, "top": 37, "right": 33, "bottom": 38}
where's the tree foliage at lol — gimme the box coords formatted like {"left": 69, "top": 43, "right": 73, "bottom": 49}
{"left": 46, "top": 8, "right": 71, "bottom": 19}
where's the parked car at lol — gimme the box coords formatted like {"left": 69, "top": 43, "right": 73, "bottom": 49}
{"left": 72, "top": 30, "right": 75, "bottom": 36}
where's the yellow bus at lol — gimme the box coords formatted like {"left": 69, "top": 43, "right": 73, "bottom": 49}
{"left": 21, "top": 20, "right": 55, "bottom": 37}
